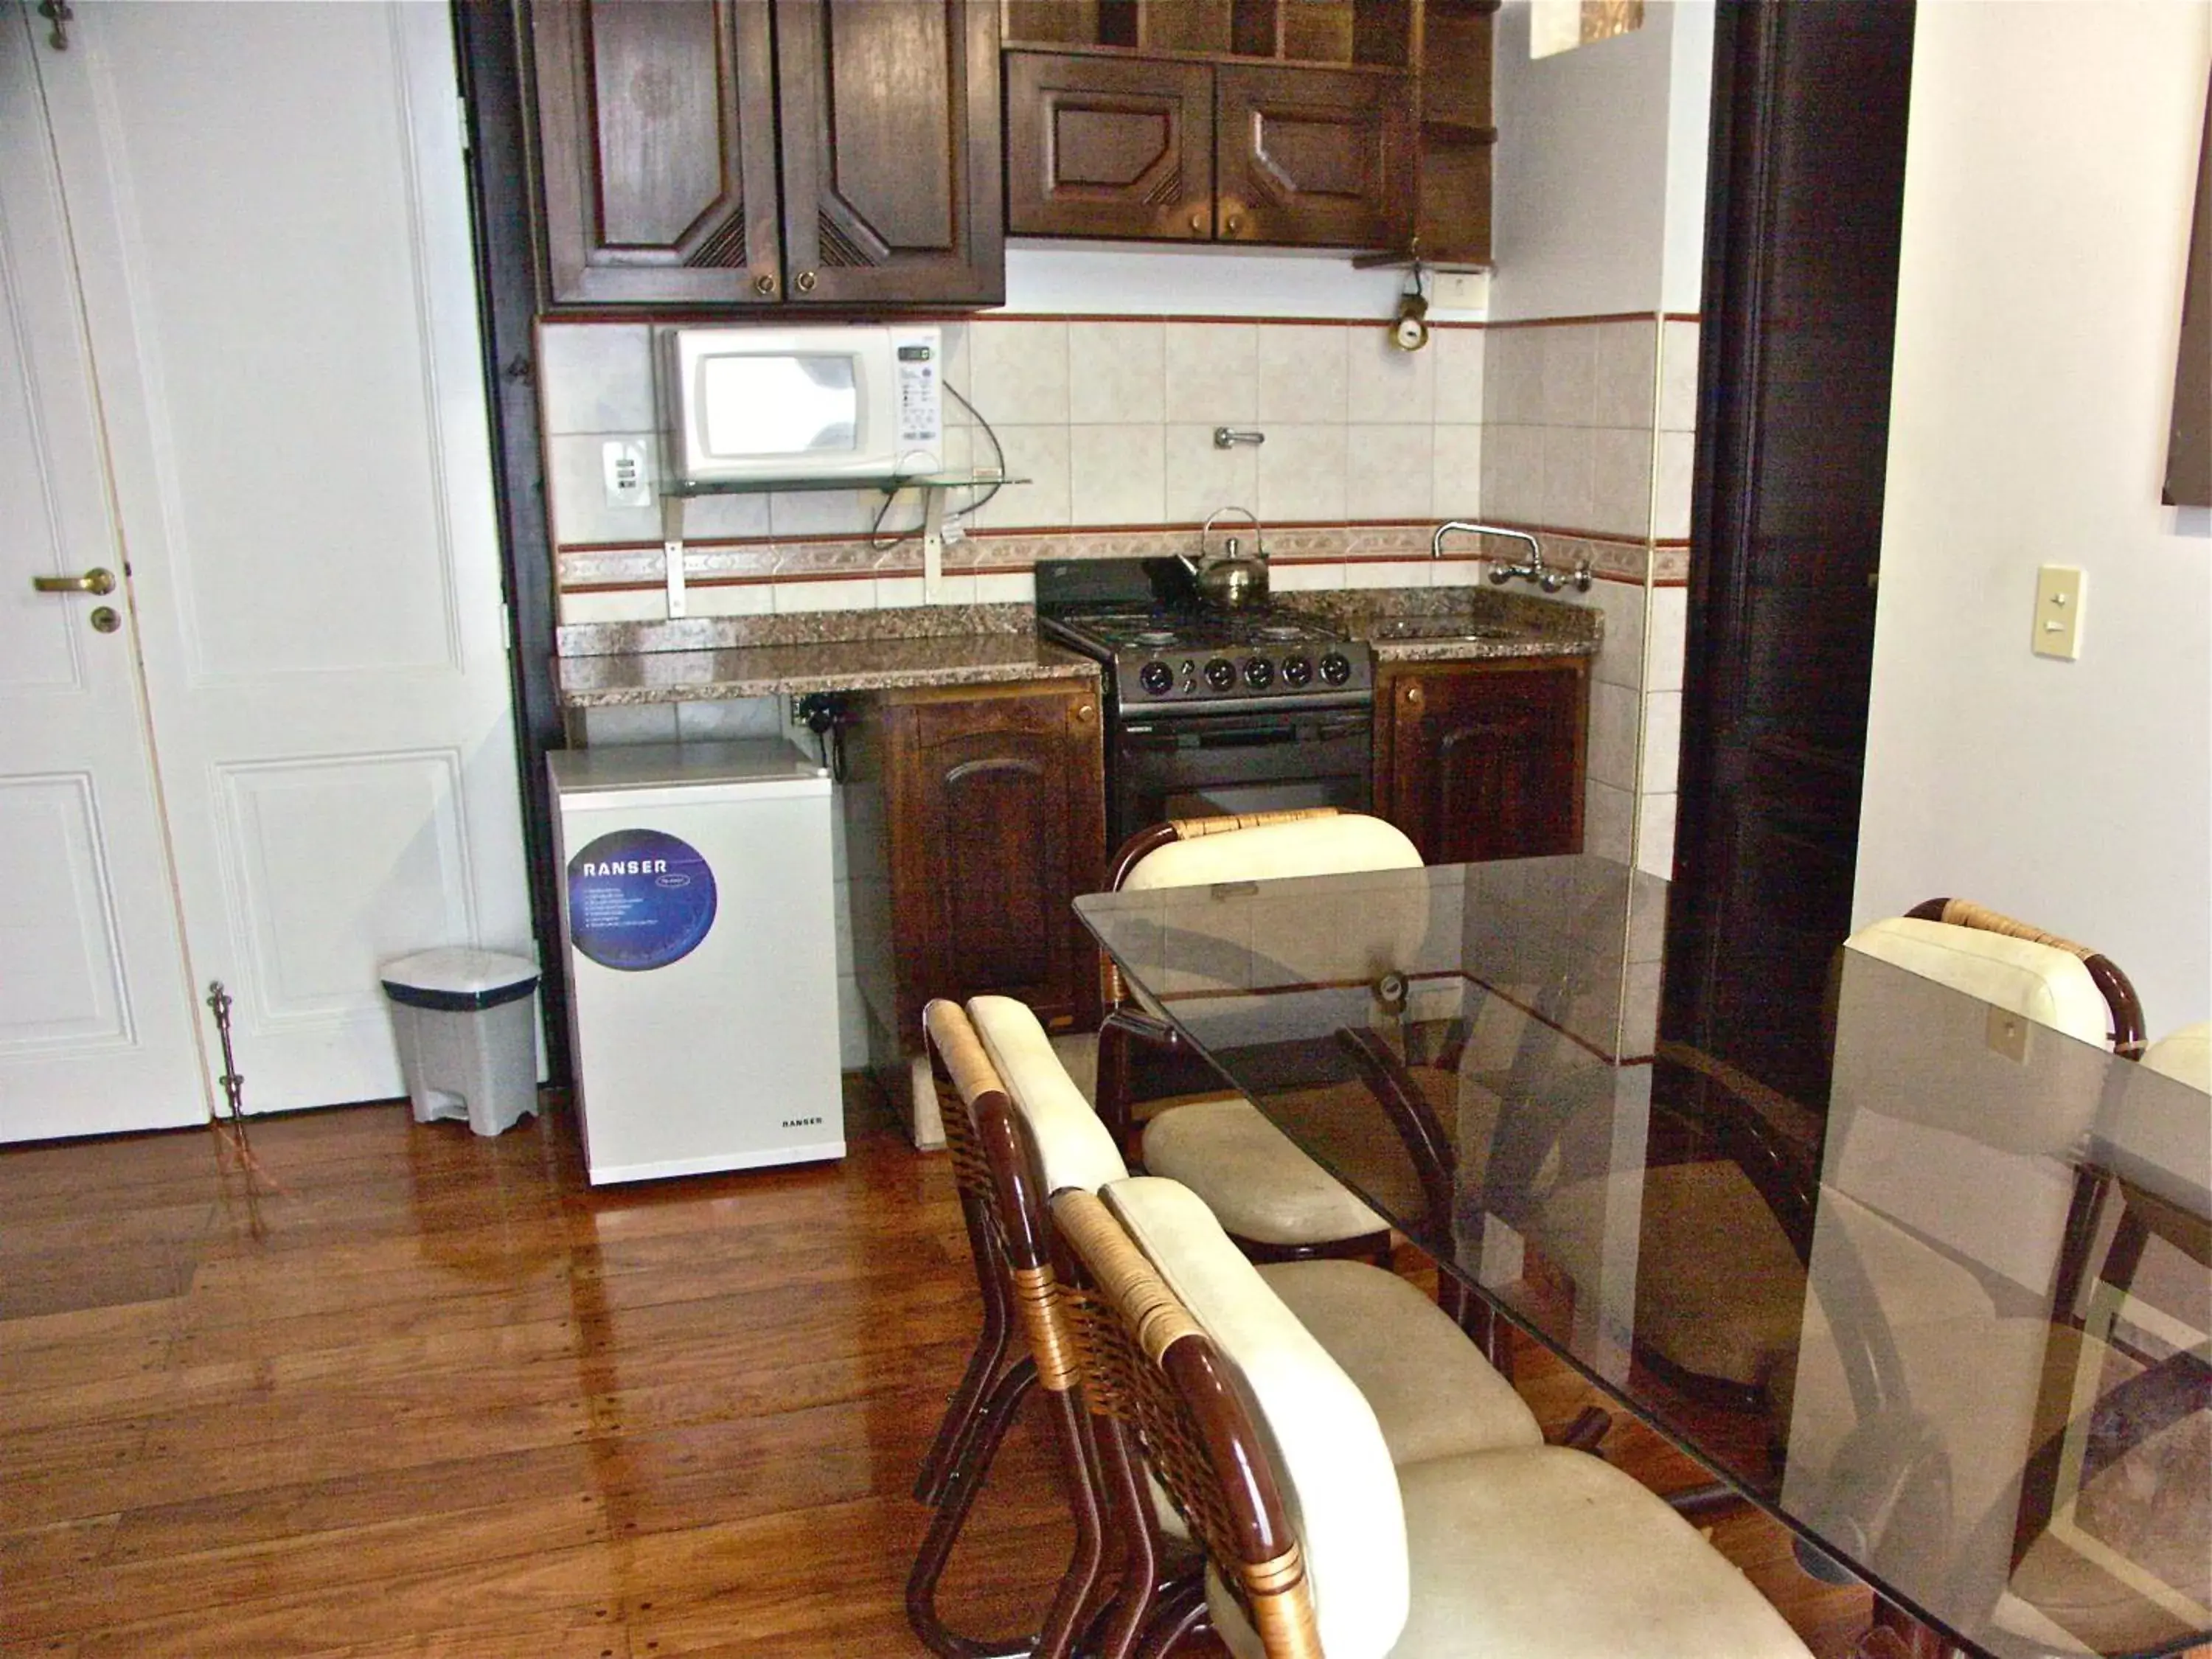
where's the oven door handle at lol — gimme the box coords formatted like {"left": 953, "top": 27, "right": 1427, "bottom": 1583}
{"left": 1121, "top": 721, "right": 1304, "bottom": 751}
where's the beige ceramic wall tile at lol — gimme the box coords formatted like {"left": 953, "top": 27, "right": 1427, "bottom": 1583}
{"left": 1587, "top": 680, "right": 1641, "bottom": 790}
{"left": 557, "top": 588, "right": 666, "bottom": 625}
{"left": 1256, "top": 423, "right": 1347, "bottom": 523}
{"left": 1588, "top": 428, "right": 1654, "bottom": 540}
{"left": 973, "top": 425, "right": 1071, "bottom": 529}
{"left": 1164, "top": 322, "right": 1258, "bottom": 422}
{"left": 1433, "top": 425, "right": 1484, "bottom": 518}
{"left": 1070, "top": 425, "right": 1167, "bottom": 524}
{"left": 1068, "top": 321, "right": 1165, "bottom": 422}
{"left": 540, "top": 324, "right": 656, "bottom": 435}
{"left": 581, "top": 704, "right": 678, "bottom": 744}
{"left": 1430, "top": 557, "right": 1485, "bottom": 585}
{"left": 1484, "top": 327, "right": 1544, "bottom": 425}
{"left": 1590, "top": 320, "right": 1658, "bottom": 430}
{"left": 1584, "top": 777, "right": 1635, "bottom": 863}
{"left": 675, "top": 698, "right": 782, "bottom": 741}
{"left": 938, "top": 322, "right": 973, "bottom": 421}
{"left": 769, "top": 489, "right": 881, "bottom": 539}
{"left": 1348, "top": 327, "right": 1436, "bottom": 423}
{"left": 689, "top": 583, "right": 775, "bottom": 618}
{"left": 1646, "top": 586, "right": 1688, "bottom": 692}
{"left": 1653, "top": 431, "right": 1695, "bottom": 540}
{"left": 1165, "top": 424, "right": 1259, "bottom": 524}
{"left": 1636, "top": 792, "right": 1677, "bottom": 880}
{"left": 1431, "top": 327, "right": 1487, "bottom": 424}
{"left": 970, "top": 319, "right": 1070, "bottom": 424}
{"left": 1539, "top": 425, "right": 1595, "bottom": 529}
{"left": 681, "top": 490, "right": 773, "bottom": 540}
{"left": 1641, "top": 691, "right": 1682, "bottom": 793}
{"left": 1574, "top": 576, "right": 1646, "bottom": 691}
{"left": 1268, "top": 562, "right": 1346, "bottom": 591}
{"left": 1479, "top": 423, "right": 1543, "bottom": 523}
{"left": 773, "top": 577, "right": 879, "bottom": 613}
{"left": 973, "top": 570, "right": 1037, "bottom": 604}
{"left": 1540, "top": 326, "right": 1599, "bottom": 427}
{"left": 1256, "top": 324, "right": 1349, "bottom": 422}
{"left": 1658, "top": 320, "right": 1700, "bottom": 433}
{"left": 1343, "top": 560, "right": 1431, "bottom": 589}
{"left": 1346, "top": 426, "right": 1434, "bottom": 520}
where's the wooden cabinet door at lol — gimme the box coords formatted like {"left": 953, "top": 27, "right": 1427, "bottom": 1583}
{"left": 1214, "top": 63, "right": 1413, "bottom": 248}
{"left": 1377, "top": 662, "right": 1587, "bottom": 866}
{"left": 885, "top": 683, "right": 1104, "bottom": 1044}
{"left": 530, "top": 0, "right": 784, "bottom": 305}
{"left": 1005, "top": 52, "right": 1215, "bottom": 240}
{"left": 773, "top": 0, "right": 1005, "bottom": 306}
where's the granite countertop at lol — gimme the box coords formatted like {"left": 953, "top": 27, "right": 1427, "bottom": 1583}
{"left": 555, "top": 605, "right": 1098, "bottom": 707}
{"left": 1288, "top": 586, "right": 1603, "bottom": 663}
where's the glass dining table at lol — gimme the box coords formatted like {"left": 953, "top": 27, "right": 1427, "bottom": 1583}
{"left": 1074, "top": 855, "right": 2211, "bottom": 1659}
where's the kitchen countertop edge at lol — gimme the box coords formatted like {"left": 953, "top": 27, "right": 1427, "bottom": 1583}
{"left": 557, "top": 635, "right": 1100, "bottom": 708}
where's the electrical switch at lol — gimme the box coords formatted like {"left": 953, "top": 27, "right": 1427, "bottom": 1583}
{"left": 2031, "top": 565, "right": 2084, "bottom": 661}
{"left": 602, "top": 439, "right": 652, "bottom": 509}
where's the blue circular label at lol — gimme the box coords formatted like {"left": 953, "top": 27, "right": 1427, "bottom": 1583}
{"left": 567, "top": 828, "right": 717, "bottom": 971}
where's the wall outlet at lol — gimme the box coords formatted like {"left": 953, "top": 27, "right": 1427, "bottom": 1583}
{"left": 2031, "top": 563, "right": 2084, "bottom": 660}
{"left": 602, "top": 439, "right": 652, "bottom": 509}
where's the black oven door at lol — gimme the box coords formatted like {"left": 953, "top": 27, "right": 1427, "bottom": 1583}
{"left": 1110, "top": 707, "right": 1371, "bottom": 850}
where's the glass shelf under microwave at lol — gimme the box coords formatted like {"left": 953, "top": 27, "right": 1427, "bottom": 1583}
{"left": 661, "top": 470, "right": 1026, "bottom": 498}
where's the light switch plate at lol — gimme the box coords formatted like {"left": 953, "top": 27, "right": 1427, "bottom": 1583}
{"left": 2031, "top": 564, "right": 2084, "bottom": 660}
{"left": 602, "top": 439, "right": 652, "bottom": 509}
{"left": 1431, "top": 271, "right": 1490, "bottom": 313}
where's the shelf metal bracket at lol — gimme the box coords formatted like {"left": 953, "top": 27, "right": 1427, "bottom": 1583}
{"left": 661, "top": 494, "right": 688, "bottom": 620}
{"left": 920, "top": 485, "right": 947, "bottom": 604}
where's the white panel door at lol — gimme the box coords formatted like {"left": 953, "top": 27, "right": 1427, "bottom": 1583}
{"left": 32, "top": 3, "right": 532, "bottom": 1113}
{"left": 0, "top": 9, "right": 208, "bottom": 1138}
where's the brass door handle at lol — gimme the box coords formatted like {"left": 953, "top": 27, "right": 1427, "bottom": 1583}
{"left": 33, "top": 566, "right": 115, "bottom": 596}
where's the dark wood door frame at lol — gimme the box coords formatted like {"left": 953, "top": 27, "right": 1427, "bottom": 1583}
{"left": 1660, "top": 0, "right": 1916, "bottom": 1106}
{"left": 452, "top": 1, "right": 571, "bottom": 1083}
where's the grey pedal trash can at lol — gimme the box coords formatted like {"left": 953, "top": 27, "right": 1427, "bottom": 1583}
{"left": 380, "top": 948, "right": 540, "bottom": 1136}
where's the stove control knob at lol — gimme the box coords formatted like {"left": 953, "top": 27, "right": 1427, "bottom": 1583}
{"left": 1281, "top": 655, "right": 1314, "bottom": 688}
{"left": 1203, "top": 658, "right": 1237, "bottom": 692}
{"left": 1320, "top": 652, "right": 1353, "bottom": 686}
{"left": 1138, "top": 661, "right": 1175, "bottom": 696}
{"left": 1242, "top": 656, "right": 1274, "bottom": 689}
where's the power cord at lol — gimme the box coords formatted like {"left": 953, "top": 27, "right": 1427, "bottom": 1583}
{"left": 869, "top": 381, "right": 1007, "bottom": 552}
{"left": 796, "top": 692, "right": 849, "bottom": 782}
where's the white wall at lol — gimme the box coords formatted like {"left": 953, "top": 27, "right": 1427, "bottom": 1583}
{"left": 1659, "top": 1, "right": 1714, "bottom": 316}
{"left": 1490, "top": 0, "right": 1677, "bottom": 319}
{"left": 1856, "top": 1, "right": 2212, "bottom": 1027}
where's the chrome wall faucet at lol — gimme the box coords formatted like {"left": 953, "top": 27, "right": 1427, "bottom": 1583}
{"left": 1430, "top": 521, "right": 1593, "bottom": 593}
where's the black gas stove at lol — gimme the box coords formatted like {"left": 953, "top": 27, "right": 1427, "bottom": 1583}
{"left": 1035, "top": 557, "right": 1374, "bottom": 717}
{"left": 1036, "top": 558, "right": 1375, "bottom": 849}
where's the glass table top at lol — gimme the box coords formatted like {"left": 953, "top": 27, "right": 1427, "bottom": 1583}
{"left": 1074, "top": 855, "right": 2211, "bottom": 1659}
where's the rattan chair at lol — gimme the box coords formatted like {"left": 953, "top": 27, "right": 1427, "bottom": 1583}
{"left": 1096, "top": 809, "right": 1425, "bottom": 1267}
{"left": 1053, "top": 1175, "right": 1816, "bottom": 1659}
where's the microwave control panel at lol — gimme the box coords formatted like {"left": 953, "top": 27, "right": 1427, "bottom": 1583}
{"left": 891, "top": 328, "right": 944, "bottom": 456}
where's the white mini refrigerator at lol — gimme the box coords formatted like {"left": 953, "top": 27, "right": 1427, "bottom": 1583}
{"left": 549, "top": 740, "right": 842, "bottom": 1183}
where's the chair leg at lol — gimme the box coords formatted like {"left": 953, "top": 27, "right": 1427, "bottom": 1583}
{"left": 917, "top": 1187, "right": 1018, "bottom": 1506}
{"left": 1437, "top": 1276, "right": 1514, "bottom": 1378}
{"left": 907, "top": 1357, "right": 1042, "bottom": 1659}
{"left": 1130, "top": 1576, "right": 1211, "bottom": 1659}
{"left": 1083, "top": 1413, "right": 1171, "bottom": 1659}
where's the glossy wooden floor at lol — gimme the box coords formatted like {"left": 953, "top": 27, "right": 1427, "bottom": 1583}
{"left": 1, "top": 1084, "right": 1877, "bottom": 1658}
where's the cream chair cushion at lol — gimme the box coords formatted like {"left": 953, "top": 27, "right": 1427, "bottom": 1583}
{"left": 1847, "top": 917, "right": 2112, "bottom": 1048}
{"left": 968, "top": 995, "right": 1128, "bottom": 1194}
{"left": 1142, "top": 1097, "right": 1386, "bottom": 1245}
{"left": 1256, "top": 1259, "right": 1543, "bottom": 1463}
{"left": 1121, "top": 813, "right": 1422, "bottom": 891}
{"left": 2143, "top": 1020, "right": 2211, "bottom": 1090}
{"left": 1390, "top": 1446, "right": 1814, "bottom": 1658}
{"left": 1102, "top": 1176, "right": 1412, "bottom": 1659}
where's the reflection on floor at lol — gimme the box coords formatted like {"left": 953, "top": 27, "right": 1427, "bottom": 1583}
{"left": 0, "top": 1080, "right": 1874, "bottom": 1658}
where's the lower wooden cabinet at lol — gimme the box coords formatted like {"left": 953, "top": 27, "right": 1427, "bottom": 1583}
{"left": 842, "top": 678, "right": 1105, "bottom": 1060}
{"left": 1372, "top": 658, "right": 1588, "bottom": 866}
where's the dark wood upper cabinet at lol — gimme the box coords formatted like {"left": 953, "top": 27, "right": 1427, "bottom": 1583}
{"left": 527, "top": 0, "right": 1004, "bottom": 309}
{"left": 1006, "top": 51, "right": 1214, "bottom": 240}
{"left": 1001, "top": 0, "right": 1486, "bottom": 257}
{"left": 1373, "top": 659, "right": 1587, "bottom": 865}
{"left": 1215, "top": 63, "right": 1411, "bottom": 248}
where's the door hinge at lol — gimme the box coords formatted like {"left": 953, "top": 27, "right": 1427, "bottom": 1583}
{"left": 456, "top": 94, "right": 471, "bottom": 156}
{"left": 501, "top": 599, "right": 512, "bottom": 651}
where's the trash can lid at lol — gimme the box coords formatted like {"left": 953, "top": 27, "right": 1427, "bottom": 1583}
{"left": 380, "top": 947, "right": 540, "bottom": 1012}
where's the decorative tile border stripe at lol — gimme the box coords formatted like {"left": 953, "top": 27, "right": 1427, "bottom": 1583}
{"left": 556, "top": 524, "right": 1658, "bottom": 591}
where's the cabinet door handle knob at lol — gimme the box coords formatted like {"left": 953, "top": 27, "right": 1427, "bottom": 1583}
{"left": 1189, "top": 212, "right": 1204, "bottom": 234}
{"left": 1075, "top": 702, "right": 1094, "bottom": 722}
{"left": 1225, "top": 214, "right": 1243, "bottom": 234}
{"left": 754, "top": 273, "right": 776, "bottom": 296}
{"left": 796, "top": 270, "right": 818, "bottom": 294}
{"left": 1405, "top": 684, "right": 1424, "bottom": 706}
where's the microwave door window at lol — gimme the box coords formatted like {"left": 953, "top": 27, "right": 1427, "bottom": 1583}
{"left": 699, "top": 355, "right": 858, "bottom": 458}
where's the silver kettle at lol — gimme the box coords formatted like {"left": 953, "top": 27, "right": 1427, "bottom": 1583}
{"left": 1181, "top": 507, "right": 1270, "bottom": 609}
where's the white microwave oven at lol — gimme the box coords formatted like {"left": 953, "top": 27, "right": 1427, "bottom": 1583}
{"left": 658, "top": 324, "right": 943, "bottom": 486}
